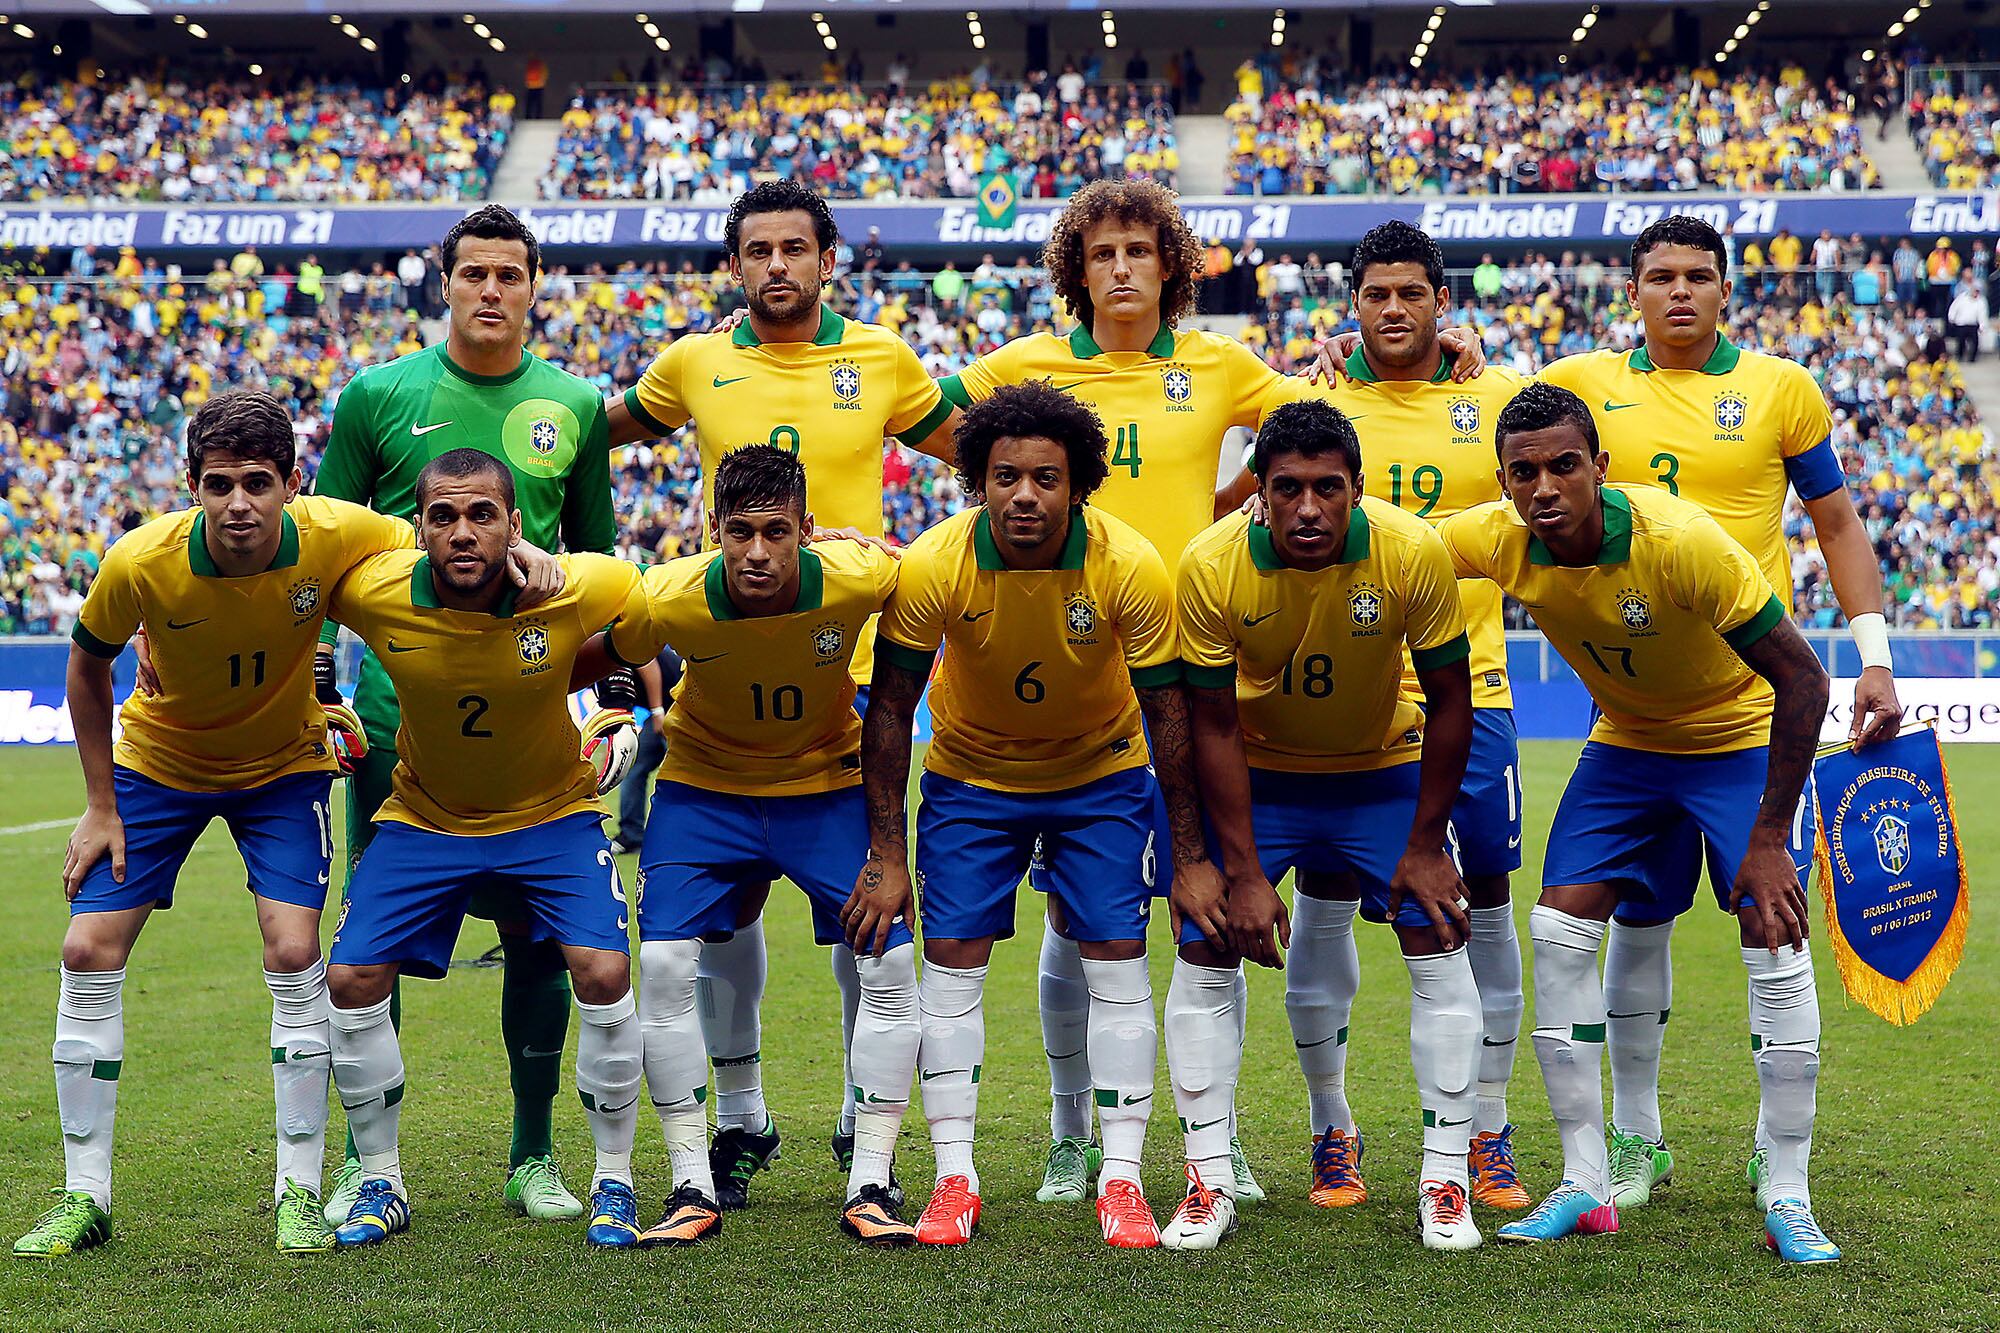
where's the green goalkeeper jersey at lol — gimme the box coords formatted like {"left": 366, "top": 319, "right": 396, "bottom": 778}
{"left": 315, "top": 343, "right": 616, "bottom": 747}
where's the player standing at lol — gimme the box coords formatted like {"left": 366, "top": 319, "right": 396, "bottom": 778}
{"left": 321, "top": 450, "right": 645, "bottom": 1250}
{"left": 849, "top": 382, "right": 1222, "bottom": 1249}
{"left": 17, "top": 393, "right": 410, "bottom": 1257}
{"left": 1539, "top": 216, "right": 1899, "bottom": 1209}
{"left": 313, "top": 205, "right": 623, "bottom": 1226}
{"left": 1169, "top": 400, "right": 1482, "bottom": 1252}
{"left": 606, "top": 180, "right": 957, "bottom": 1206}
{"left": 572, "top": 445, "right": 920, "bottom": 1247}
{"left": 1308, "top": 222, "right": 1532, "bottom": 1212}
{"left": 1438, "top": 386, "right": 1838, "bottom": 1262}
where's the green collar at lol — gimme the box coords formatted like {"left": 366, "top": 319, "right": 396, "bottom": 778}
{"left": 1067, "top": 321, "right": 1177, "bottom": 360}
{"left": 974, "top": 508, "right": 1088, "bottom": 571}
{"left": 1340, "top": 345, "right": 1452, "bottom": 385}
{"left": 1628, "top": 334, "right": 1741, "bottom": 375}
{"left": 1247, "top": 505, "right": 1371, "bottom": 570}
{"left": 188, "top": 510, "right": 299, "bottom": 578}
{"left": 703, "top": 547, "right": 825, "bottom": 620}
{"left": 409, "top": 554, "right": 521, "bottom": 616}
{"left": 732, "top": 304, "right": 846, "bottom": 348}
{"left": 439, "top": 345, "right": 531, "bottom": 387}
{"left": 1528, "top": 485, "right": 1634, "bottom": 566}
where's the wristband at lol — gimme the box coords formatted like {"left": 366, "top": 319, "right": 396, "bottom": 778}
{"left": 1849, "top": 611, "right": 1893, "bottom": 672}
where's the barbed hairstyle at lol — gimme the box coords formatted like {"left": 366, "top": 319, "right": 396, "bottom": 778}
{"left": 1351, "top": 219, "right": 1447, "bottom": 292}
{"left": 184, "top": 389, "right": 297, "bottom": 479}
{"left": 1042, "top": 178, "right": 1205, "bottom": 329}
{"left": 714, "top": 443, "right": 809, "bottom": 519}
{"left": 725, "top": 179, "right": 840, "bottom": 257}
{"left": 442, "top": 204, "right": 541, "bottom": 280}
{"left": 953, "top": 380, "right": 1112, "bottom": 503}
{"left": 1251, "top": 399, "right": 1364, "bottom": 479}
{"left": 416, "top": 447, "right": 517, "bottom": 511}
{"left": 1630, "top": 214, "right": 1728, "bottom": 278}
{"left": 1494, "top": 382, "right": 1602, "bottom": 459}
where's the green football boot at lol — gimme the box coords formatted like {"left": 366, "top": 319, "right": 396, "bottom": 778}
{"left": 1608, "top": 1130, "right": 1673, "bottom": 1209}
{"left": 322, "top": 1158, "right": 364, "bottom": 1228}
{"left": 1034, "top": 1136, "right": 1103, "bottom": 1203}
{"left": 1230, "top": 1136, "right": 1266, "bottom": 1204}
{"left": 1747, "top": 1146, "right": 1772, "bottom": 1211}
{"left": 275, "top": 1180, "right": 336, "bottom": 1254}
{"left": 14, "top": 1190, "right": 111, "bottom": 1258}
{"left": 504, "top": 1155, "right": 586, "bottom": 1221}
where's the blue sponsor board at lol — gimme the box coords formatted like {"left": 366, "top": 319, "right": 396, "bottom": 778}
{"left": 8, "top": 193, "right": 2000, "bottom": 255}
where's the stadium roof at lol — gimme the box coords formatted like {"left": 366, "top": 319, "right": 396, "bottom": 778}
{"left": 37, "top": 0, "right": 1756, "bottom": 12}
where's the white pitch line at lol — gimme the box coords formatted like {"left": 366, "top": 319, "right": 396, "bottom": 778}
{"left": 0, "top": 818, "right": 74, "bottom": 836}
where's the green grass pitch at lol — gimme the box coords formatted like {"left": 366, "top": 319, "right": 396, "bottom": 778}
{"left": 0, "top": 743, "right": 1994, "bottom": 1331}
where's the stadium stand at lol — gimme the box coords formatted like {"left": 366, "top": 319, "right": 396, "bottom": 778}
{"left": 539, "top": 78, "right": 1178, "bottom": 201}
{"left": 0, "top": 75, "right": 513, "bottom": 203}
{"left": 1907, "top": 75, "right": 2000, "bottom": 189}
{"left": 1223, "top": 62, "right": 1881, "bottom": 196}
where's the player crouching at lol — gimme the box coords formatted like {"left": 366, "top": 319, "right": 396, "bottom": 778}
{"left": 850, "top": 382, "right": 1221, "bottom": 1250}
{"left": 1169, "top": 400, "right": 1484, "bottom": 1252}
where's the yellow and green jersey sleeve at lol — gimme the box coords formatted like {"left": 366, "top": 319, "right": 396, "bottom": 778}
{"left": 608, "top": 541, "right": 899, "bottom": 796}
{"left": 72, "top": 496, "right": 412, "bottom": 792}
{"left": 327, "top": 550, "right": 642, "bottom": 834}
{"left": 878, "top": 505, "right": 1180, "bottom": 793}
{"left": 1322, "top": 357, "right": 1528, "bottom": 708}
{"left": 1177, "top": 502, "right": 1467, "bottom": 773}
{"left": 1438, "top": 487, "right": 1783, "bottom": 755}
{"left": 1539, "top": 340, "right": 1838, "bottom": 602}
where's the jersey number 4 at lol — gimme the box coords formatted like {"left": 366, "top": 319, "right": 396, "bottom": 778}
{"left": 1112, "top": 424, "right": 1143, "bottom": 478}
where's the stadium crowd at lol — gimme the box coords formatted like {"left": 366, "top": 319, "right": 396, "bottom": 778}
{"left": 3, "top": 243, "right": 1995, "bottom": 636}
{"left": 540, "top": 75, "right": 1178, "bottom": 202}
{"left": 1908, "top": 71, "right": 2000, "bottom": 190}
{"left": 1223, "top": 60, "right": 1882, "bottom": 196}
{"left": 0, "top": 74, "right": 514, "bottom": 203}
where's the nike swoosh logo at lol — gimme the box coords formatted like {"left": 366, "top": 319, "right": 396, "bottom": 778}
{"left": 686, "top": 651, "right": 728, "bottom": 664}
{"left": 712, "top": 374, "right": 752, "bottom": 388}
{"left": 1480, "top": 1036, "right": 1516, "bottom": 1047}
{"left": 1295, "top": 1034, "right": 1341, "bottom": 1049}
{"left": 386, "top": 641, "right": 423, "bottom": 653}
{"left": 920, "top": 1068, "right": 969, "bottom": 1081}
{"left": 1121, "top": 1092, "right": 1151, "bottom": 1105}
{"left": 1603, "top": 401, "right": 1641, "bottom": 412}
{"left": 410, "top": 421, "right": 454, "bottom": 436}
{"left": 1344, "top": 414, "right": 1367, "bottom": 422}
{"left": 520, "top": 1045, "right": 565, "bottom": 1059}
{"left": 1189, "top": 1116, "right": 1228, "bottom": 1131}
{"left": 1436, "top": 1115, "right": 1471, "bottom": 1127}
{"left": 166, "top": 618, "right": 207, "bottom": 630}
{"left": 1051, "top": 380, "right": 1087, "bottom": 393}
{"left": 861, "top": 1092, "right": 902, "bottom": 1105}
{"left": 1243, "top": 610, "right": 1281, "bottom": 627}
{"left": 1604, "top": 1012, "right": 1649, "bottom": 1020}
{"left": 1508, "top": 835, "right": 1523, "bottom": 849}
{"left": 960, "top": 609, "right": 994, "bottom": 622}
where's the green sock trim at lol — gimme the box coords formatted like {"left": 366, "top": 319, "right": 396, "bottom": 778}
{"left": 91, "top": 1059, "right": 121, "bottom": 1081}
{"left": 501, "top": 934, "right": 571, "bottom": 1170}
{"left": 1572, "top": 1022, "right": 1606, "bottom": 1042}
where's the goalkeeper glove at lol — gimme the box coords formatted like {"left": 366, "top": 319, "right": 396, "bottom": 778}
{"left": 580, "top": 707, "right": 638, "bottom": 797}
{"left": 314, "top": 648, "right": 342, "bottom": 707}
{"left": 596, "top": 666, "right": 640, "bottom": 713}
{"left": 322, "top": 700, "right": 369, "bottom": 777}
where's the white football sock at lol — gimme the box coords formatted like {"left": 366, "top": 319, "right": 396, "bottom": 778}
{"left": 1286, "top": 894, "right": 1360, "bottom": 1136}
{"left": 697, "top": 920, "right": 768, "bottom": 1133}
{"left": 639, "top": 940, "right": 712, "bottom": 1197}
{"left": 831, "top": 943, "right": 862, "bottom": 1138}
{"left": 1744, "top": 944, "right": 1821, "bottom": 1208}
{"left": 1037, "top": 924, "right": 1093, "bottom": 1141}
{"left": 266, "top": 960, "right": 331, "bottom": 1200}
{"left": 575, "top": 992, "right": 642, "bottom": 1189}
{"left": 53, "top": 966, "right": 124, "bottom": 1211}
{"left": 1166, "top": 958, "right": 1240, "bottom": 1195}
{"left": 1604, "top": 919, "right": 1674, "bottom": 1143}
{"left": 918, "top": 961, "right": 987, "bottom": 1193}
{"left": 1465, "top": 903, "right": 1524, "bottom": 1136}
{"left": 1229, "top": 963, "right": 1249, "bottom": 1139}
{"left": 847, "top": 943, "right": 919, "bottom": 1198}
{"left": 1406, "top": 948, "right": 1481, "bottom": 1187}
{"left": 1082, "top": 955, "right": 1155, "bottom": 1190}
{"left": 330, "top": 994, "right": 404, "bottom": 1191}
{"left": 1527, "top": 906, "right": 1610, "bottom": 1200}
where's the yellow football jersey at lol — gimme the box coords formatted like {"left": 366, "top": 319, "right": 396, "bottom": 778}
{"left": 1437, "top": 486, "right": 1786, "bottom": 755}
{"left": 1178, "top": 503, "right": 1469, "bottom": 773}
{"left": 623, "top": 307, "right": 949, "bottom": 683}
{"left": 608, "top": 540, "right": 899, "bottom": 797}
{"left": 877, "top": 505, "right": 1181, "bottom": 793}
{"left": 327, "top": 551, "right": 642, "bottom": 835}
{"left": 1538, "top": 338, "right": 1836, "bottom": 601}
{"left": 1321, "top": 350, "right": 1528, "bottom": 709}
{"left": 72, "top": 495, "right": 411, "bottom": 792}
{"left": 941, "top": 325, "right": 1315, "bottom": 564}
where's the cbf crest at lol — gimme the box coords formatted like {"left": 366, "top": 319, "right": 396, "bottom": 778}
{"left": 529, "top": 415, "right": 561, "bottom": 457}
{"left": 830, "top": 359, "right": 862, "bottom": 405}
{"left": 1160, "top": 363, "right": 1193, "bottom": 409}
{"left": 517, "top": 622, "right": 551, "bottom": 667}
{"left": 1616, "top": 588, "right": 1652, "bottom": 632}
{"left": 288, "top": 578, "right": 320, "bottom": 621}
{"left": 812, "top": 621, "right": 845, "bottom": 662}
{"left": 1448, "top": 397, "right": 1481, "bottom": 438}
{"left": 1348, "top": 582, "right": 1383, "bottom": 631}
{"left": 1714, "top": 392, "right": 1748, "bottom": 436}
{"left": 1065, "top": 592, "right": 1098, "bottom": 641}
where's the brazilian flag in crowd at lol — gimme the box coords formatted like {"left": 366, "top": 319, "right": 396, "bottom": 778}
{"left": 977, "top": 171, "right": 1017, "bottom": 229}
